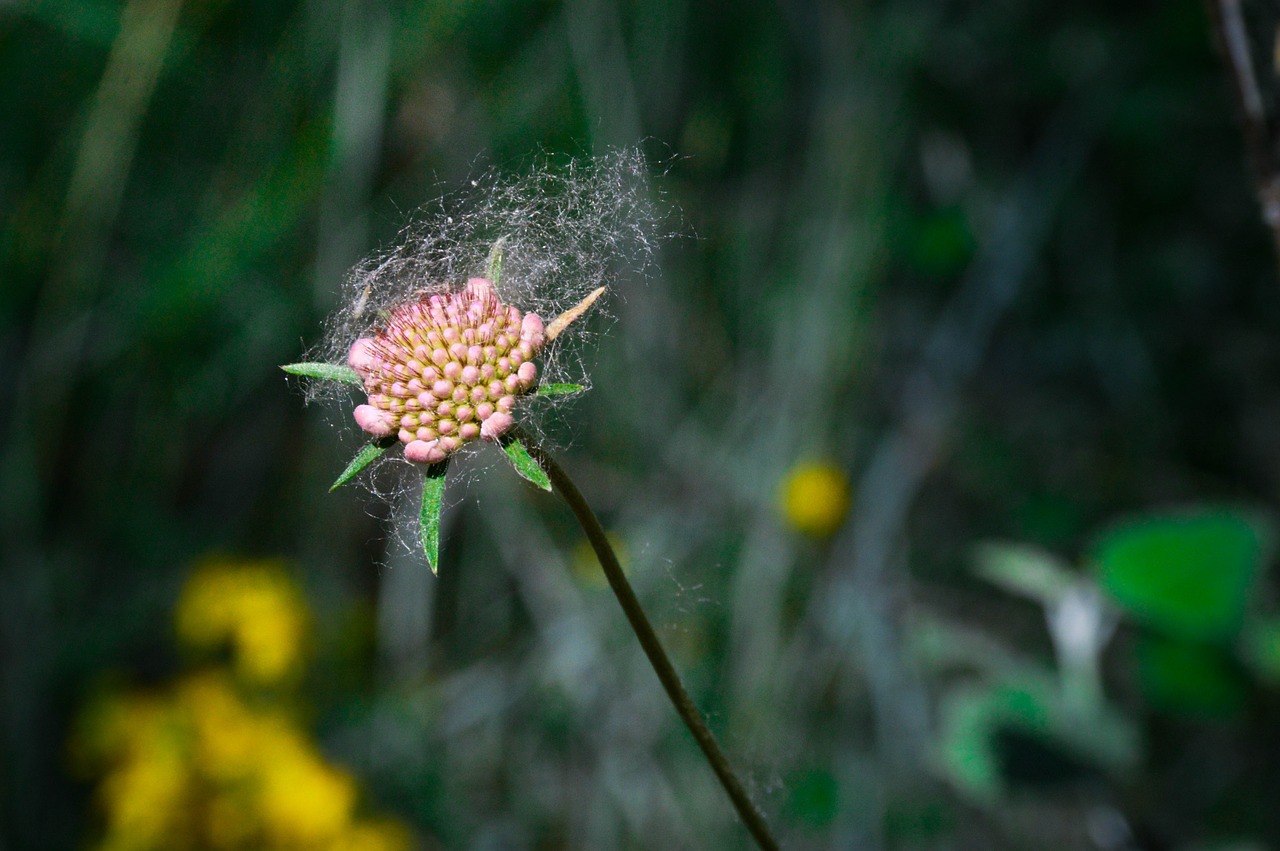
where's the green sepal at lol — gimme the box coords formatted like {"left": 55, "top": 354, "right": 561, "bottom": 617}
{"left": 485, "top": 237, "right": 506, "bottom": 287}
{"left": 536, "top": 383, "right": 585, "bottom": 397}
{"left": 501, "top": 435, "right": 551, "bottom": 491}
{"left": 420, "top": 461, "right": 449, "bottom": 574}
{"left": 281, "top": 362, "right": 363, "bottom": 387}
{"left": 329, "top": 441, "right": 391, "bottom": 491}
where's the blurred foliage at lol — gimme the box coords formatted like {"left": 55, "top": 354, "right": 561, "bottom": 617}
{"left": 5, "top": 0, "right": 1280, "bottom": 848}
{"left": 1091, "top": 508, "right": 1270, "bottom": 642}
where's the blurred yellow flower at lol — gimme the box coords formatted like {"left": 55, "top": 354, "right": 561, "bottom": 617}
{"left": 96, "top": 725, "right": 189, "bottom": 850}
{"left": 73, "top": 557, "right": 416, "bottom": 851}
{"left": 779, "top": 461, "right": 851, "bottom": 537}
{"left": 329, "top": 820, "right": 415, "bottom": 851}
{"left": 258, "top": 728, "right": 357, "bottom": 847}
{"left": 178, "top": 671, "right": 263, "bottom": 780}
{"left": 175, "top": 558, "right": 309, "bottom": 684}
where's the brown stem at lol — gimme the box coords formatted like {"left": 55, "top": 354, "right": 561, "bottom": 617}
{"left": 521, "top": 437, "right": 781, "bottom": 851}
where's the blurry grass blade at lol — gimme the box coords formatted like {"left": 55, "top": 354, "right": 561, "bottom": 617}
{"left": 536, "top": 383, "right": 585, "bottom": 396}
{"left": 502, "top": 436, "right": 552, "bottom": 491}
{"left": 972, "top": 541, "right": 1076, "bottom": 605}
{"left": 486, "top": 237, "right": 506, "bottom": 286}
{"left": 420, "top": 462, "right": 448, "bottom": 573}
{"left": 281, "top": 362, "right": 363, "bottom": 386}
{"left": 330, "top": 443, "right": 386, "bottom": 491}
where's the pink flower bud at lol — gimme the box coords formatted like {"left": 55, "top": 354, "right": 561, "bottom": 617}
{"left": 354, "top": 404, "right": 392, "bottom": 437}
{"left": 521, "top": 313, "right": 545, "bottom": 348}
{"left": 405, "top": 439, "right": 446, "bottom": 465}
{"left": 481, "top": 411, "right": 514, "bottom": 441}
{"left": 348, "top": 338, "right": 378, "bottom": 376}
{"left": 465, "top": 277, "right": 493, "bottom": 299}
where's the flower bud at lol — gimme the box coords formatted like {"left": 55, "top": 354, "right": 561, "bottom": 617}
{"left": 354, "top": 404, "right": 392, "bottom": 437}
{"left": 480, "top": 411, "right": 514, "bottom": 441}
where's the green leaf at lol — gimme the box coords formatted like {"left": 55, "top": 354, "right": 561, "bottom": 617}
{"left": 783, "top": 769, "right": 839, "bottom": 830}
{"left": 1091, "top": 508, "right": 1272, "bottom": 641}
{"left": 281, "top": 362, "right": 363, "bottom": 386}
{"left": 536, "top": 383, "right": 585, "bottom": 397}
{"left": 485, "top": 237, "right": 506, "bottom": 287}
{"left": 1133, "top": 636, "right": 1246, "bottom": 718}
{"left": 329, "top": 443, "right": 387, "bottom": 491}
{"left": 420, "top": 462, "right": 449, "bottom": 574}
{"left": 501, "top": 436, "right": 551, "bottom": 491}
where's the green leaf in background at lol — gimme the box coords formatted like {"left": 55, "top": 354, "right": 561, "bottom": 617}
{"left": 783, "top": 769, "right": 839, "bottom": 830}
{"left": 536, "top": 383, "right": 585, "bottom": 396}
{"left": 1133, "top": 636, "right": 1246, "bottom": 718}
{"left": 1091, "top": 508, "right": 1272, "bottom": 642}
{"left": 501, "top": 436, "right": 552, "bottom": 491}
{"left": 280, "top": 362, "right": 364, "bottom": 387}
{"left": 329, "top": 442, "right": 387, "bottom": 491}
{"left": 936, "top": 676, "right": 1138, "bottom": 802}
{"left": 420, "top": 463, "right": 449, "bottom": 574}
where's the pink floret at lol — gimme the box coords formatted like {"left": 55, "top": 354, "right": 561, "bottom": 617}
{"left": 404, "top": 439, "right": 447, "bottom": 465}
{"left": 480, "top": 411, "right": 514, "bottom": 441}
{"left": 348, "top": 337, "right": 378, "bottom": 377}
{"left": 520, "top": 313, "right": 545, "bottom": 348}
{"left": 354, "top": 404, "right": 392, "bottom": 437}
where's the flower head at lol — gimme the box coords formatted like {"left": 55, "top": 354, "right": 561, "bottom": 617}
{"left": 348, "top": 277, "right": 546, "bottom": 464}
{"left": 285, "top": 149, "right": 666, "bottom": 568}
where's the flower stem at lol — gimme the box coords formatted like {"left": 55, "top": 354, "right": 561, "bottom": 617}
{"left": 521, "top": 436, "right": 780, "bottom": 851}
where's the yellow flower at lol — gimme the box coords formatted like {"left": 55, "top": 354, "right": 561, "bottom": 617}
{"left": 176, "top": 671, "right": 262, "bottom": 781}
{"left": 257, "top": 726, "right": 358, "bottom": 846}
{"left": 97, "top": 753, "right": 190, "bottom": 851}
{"left": 329, "top": 820, "right": 415, "bottom": 851}
{"left": 85, "top": 695, "right": 191, "bottom": 850}
{"left": 175, "top": 558, "right": 309, "bottom": 684}
{"left": 75, "top": 556, "right": 417, "bottom": 851}
{"left": 779, "top": 461, "right": 851, "bottom": 537}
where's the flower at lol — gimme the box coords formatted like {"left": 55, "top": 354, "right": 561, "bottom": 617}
{"left": 286, "top": 151, "right": 663, "bottom": 568}
{"left": 174, "top": 558, "right": 308, "bottom": 685}
{"left": 779, "top": 461, "right": 851, "bottom": 537}
{"left": 72, "top": 560, "right": 417, "bottom": 851}
{"left": 347, "top": 277, "right": 545, "bottom": 464}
